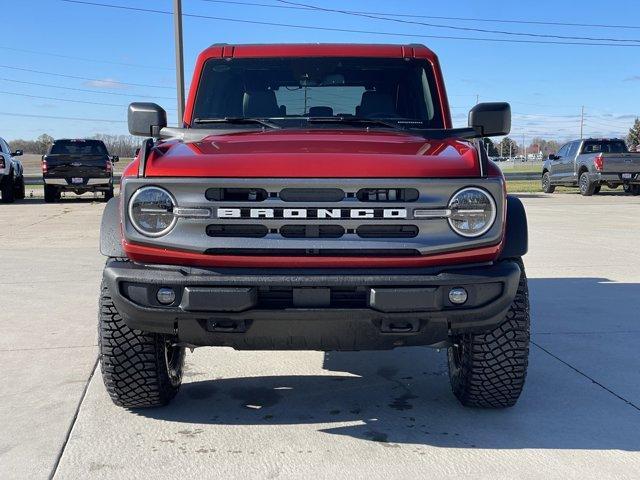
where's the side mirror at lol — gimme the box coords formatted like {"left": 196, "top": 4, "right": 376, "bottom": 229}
{"left": 128, "top": 102, "right": 167, "bottom": 137}
{"left": 468, "top": 102, "right": 511, "bottom": 137}
{"left": 111, "top": 155, "right": 119, "bottom": 163}
{"left": 548, "top": 154, "right": 559, "bottom": 160}
{"left": 12, "top": 149, "right": 23, "bottom": 156}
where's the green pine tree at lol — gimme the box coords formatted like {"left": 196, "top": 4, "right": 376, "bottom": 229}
{"left": 627, "top": 118, "right": 640, "bottom": 151}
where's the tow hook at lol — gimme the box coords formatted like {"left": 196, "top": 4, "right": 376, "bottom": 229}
{"left": 379, "top": 318, "right": 420, "bottom": 333}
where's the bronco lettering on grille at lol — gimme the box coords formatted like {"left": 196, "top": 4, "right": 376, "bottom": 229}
{"left": 216, "top": 208, "right": 408, "bottom": 219}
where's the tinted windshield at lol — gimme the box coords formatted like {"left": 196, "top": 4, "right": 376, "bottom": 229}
{"left": 50, "top": 140, "right": 108, "bottom": 155}
{"left": 192, "top": 57, "right": 443, "bottom": 127}
{"left": 581, "top": 140, "right": 628, "bottom": 154}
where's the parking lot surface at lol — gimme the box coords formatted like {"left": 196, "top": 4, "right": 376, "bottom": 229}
{"left": 1, "top": 192, "right": 639, "bottom": 479}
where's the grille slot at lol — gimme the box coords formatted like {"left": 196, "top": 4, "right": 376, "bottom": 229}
{"left": 356, "top": 225, "right": 419, "bottom": 238}
{"left": 279, "top": 188, "right": 344, "bottom": 202}
{"left": 205, "top": 248, "right": 420, "bottom": 257}
{"left": 206, "top": 224, "right": 268, "bottom": 238}
{"left": 257, "top": 286, "right": 367, "bottom": 309}
{"left": 280, "top": 225, "right": 345, "bottom": 238}
{"left": 356, "top": 188, "right": 419, "bottom": 202}
{"left": 206, "top": 188, "right": 268, "bottom": 202}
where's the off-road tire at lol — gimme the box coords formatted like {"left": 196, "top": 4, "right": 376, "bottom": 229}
{"left": 593, "top": 185, "right": 601, "bottom": 195}
{"left": 1, "top": 172, "right": 16, "bottom": 203}
{"left": 541, "top": 172, "right": 555, "bottom": 193}
{"left": 447, "top": 259, "right": 530, "bottom": 408}
{"left": 99, "top": 281, "right": 185, "bottom": 408}
{"left": 14, "top": 175, "right": 25, "bottom": 200}
{"left": 628, "top": 184, "right": 640, "bottom": 196}
{"left": 44, "top": 185, "right": 58, "bottom": 203}
{"left": 104, "top": 185, "right": 114, "bottom": 202}
{"left": 579, "top": 172, "right": 596, "bottom": 196}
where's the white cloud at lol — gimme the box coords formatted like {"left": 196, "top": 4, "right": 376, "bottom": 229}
{"left": 83, "top": 78, "right": 129, "bottom": 89}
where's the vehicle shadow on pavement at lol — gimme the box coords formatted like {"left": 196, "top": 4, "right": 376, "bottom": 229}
{"left": 8, "top": 197, "right": 108, "bottom": 205}
{"left": 138, "top": 277, "right": 640, "bottom": 451}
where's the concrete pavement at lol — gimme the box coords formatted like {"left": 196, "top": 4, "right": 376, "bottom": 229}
{"left": 1, "top": 191, "right": 639, "bottom": 479}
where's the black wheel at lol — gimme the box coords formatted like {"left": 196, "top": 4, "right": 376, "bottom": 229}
{"left": 14, "top": 175, "right": 25, "bottom": 200}
{"left": 631, "top": 185, "right": 640, "bottom": 196}
{"left": 44, "top": 185, "right": 58, "bottom": 203}
{"left": 104, "top": 185, "right": 114, "bottom": 202}
{"left": 99, "top": 280, "right": 185, "bottom": 408}
{"left": 593, "top": 185, "right": 601, "bottom": 195}
{"left": 447, "top": 259, "right": 530, "bottom": 408}
{"left": 1, "top": 171, "right": 16, "bottom": 203}
{"left": 579, "top": 172, "right": 596, "bottom": 196}
{"left": 541, "top": 172, "right": 555, "bottom": 193}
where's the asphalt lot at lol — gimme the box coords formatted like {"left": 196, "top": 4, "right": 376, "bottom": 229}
{"left": 1, "top": 190, "right": 639, "bottom": 479}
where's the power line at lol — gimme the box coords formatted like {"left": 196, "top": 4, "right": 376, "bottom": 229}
{"left": 60, "top": 0, "right": 640, "bottom": 48}
{"left": 0, "top": 65, "right": 174, "bottom": 90}
{"left": 0, "top": 90, "right": 178, "bottom": 110}
{"left": 0, "top": 46, "right": 173, "bottom": 70}
{"left": 0, "top": 90, "right": 126, "bottom": 107}
{"left": 197, "top": 0, "right": 640, "bottom": 30}
{"left": 584, "top": 119, "right": 632, "bottom": 129}
{"left": 276, "top": 0, "right": 640, "bottom": 44}
{"left": 0, "top": 111, "right": 126, "bottom": 123}
{"left": 0, "top": 78, "right": 175, "bottom": 100}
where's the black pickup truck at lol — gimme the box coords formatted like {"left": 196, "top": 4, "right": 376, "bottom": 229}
{"left": 42, "top": 139, "right": 118, "bottom": 202}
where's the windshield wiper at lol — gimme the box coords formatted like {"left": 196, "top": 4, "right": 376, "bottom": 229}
{"left": 192, "top": 117, "right": 280, "bottom": 129}
{"left": 305, "top": 116, "right": 404, "bottom": 130}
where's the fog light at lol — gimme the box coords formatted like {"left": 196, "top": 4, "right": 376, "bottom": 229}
{"left": 157, "top": 287, "right": 176, "bottom": 305}
{"left": 448, "top": 287, "right": 468, "bottom": 305}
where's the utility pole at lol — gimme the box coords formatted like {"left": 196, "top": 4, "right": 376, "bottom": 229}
{"left": 173, "top": 0, "right": 185, "bottom": 123}
{"left": 522, "top": 133, "right": 526, "bottom": 162}
{"left": 580, "top": 105, "right": 584, "bottom": 139}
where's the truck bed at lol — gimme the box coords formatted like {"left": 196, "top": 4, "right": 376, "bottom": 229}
{"left": 597, "top": 152, "right": 640, "bottom": 174}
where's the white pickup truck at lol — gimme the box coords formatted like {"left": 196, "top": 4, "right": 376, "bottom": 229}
{"left": 0, "top": 136, "right": 25, "bottom": 203}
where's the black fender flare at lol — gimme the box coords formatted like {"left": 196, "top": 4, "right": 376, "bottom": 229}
{"left": 498, "top": 195, "right": 528, "bottom": 260}
{"left": 100, "top": 197, "right": 125, "bottom": 257}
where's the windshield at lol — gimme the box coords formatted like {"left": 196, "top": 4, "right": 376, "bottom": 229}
{"left": 192, "top": 57, "right": 443, "bottom": 128}
{"left": 581, "top": 140, "right": 628, "bottom": 154}
{"left": 50, "top": 140, "right": 108, "bottom": 155}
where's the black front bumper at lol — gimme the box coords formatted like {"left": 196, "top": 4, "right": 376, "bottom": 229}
{"left": 103, "top": 259, "right": 522, "bottom": 351}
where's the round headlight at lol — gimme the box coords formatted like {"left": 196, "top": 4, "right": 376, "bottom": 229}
{"left": 447, "top": 187, "right": 496, "bottom": 238}
{"left": 128, "top": 186, "right": 177, "bottom": 237}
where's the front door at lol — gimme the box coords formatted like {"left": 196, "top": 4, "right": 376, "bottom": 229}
{"left": 558, "top": 141, "right": 579, "bottom": 183}
{"left": 550, "top": 143, "right": 570, "bottom": 183}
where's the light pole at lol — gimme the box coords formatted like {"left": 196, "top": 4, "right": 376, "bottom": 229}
{"left": 173, "top": 0, "right": 185, "bottom": 123}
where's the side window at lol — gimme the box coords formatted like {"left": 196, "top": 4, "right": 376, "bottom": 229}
{"left": 0, "top": 138, "right": 7, "bottom": 154}
{"left": 566, "top": 142, "right": 579, "bottom": 158}
{"left": 557, "top": 144, "right": 569, "bottom": 158}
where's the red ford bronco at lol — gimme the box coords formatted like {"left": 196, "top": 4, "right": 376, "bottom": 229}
{"left": 99, "top": 44, "right": 529, "bottom": 409}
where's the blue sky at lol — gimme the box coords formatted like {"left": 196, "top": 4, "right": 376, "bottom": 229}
{"left": 1, "top": 0, "right": 638, "bottom": 144}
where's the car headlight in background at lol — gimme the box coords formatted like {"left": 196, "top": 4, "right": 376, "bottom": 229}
{"left": 447, "top": 187, "right": 496, "bottom": 238}
{"left": 128, "top": 186, "right": 177, "bottom": 237}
